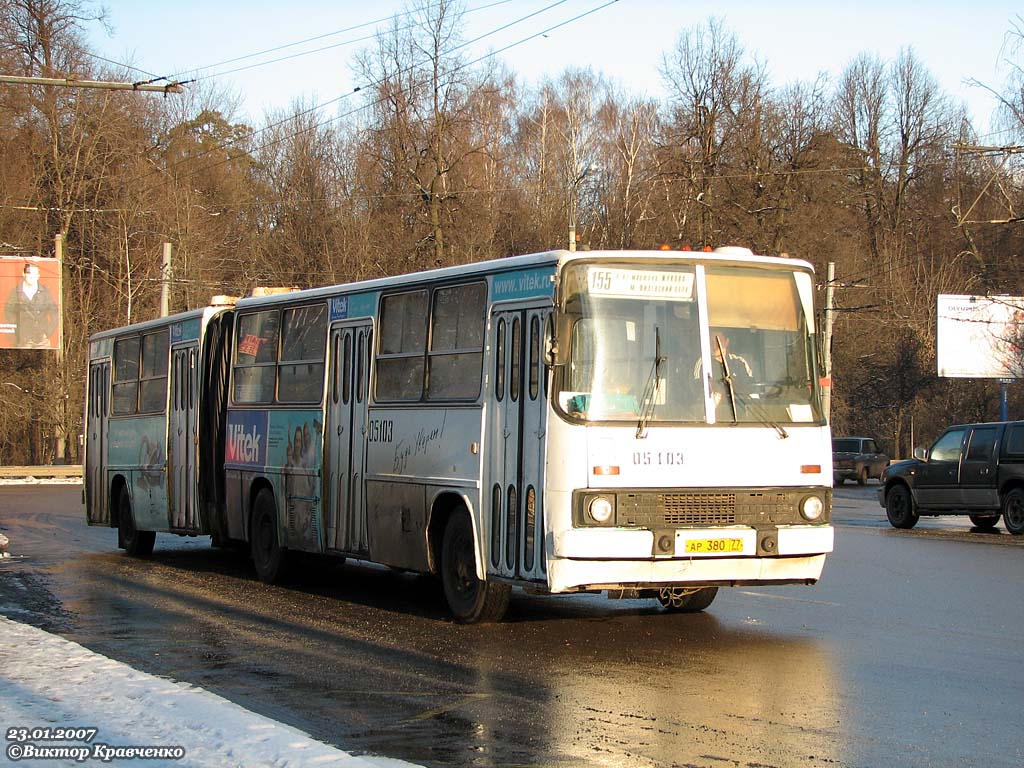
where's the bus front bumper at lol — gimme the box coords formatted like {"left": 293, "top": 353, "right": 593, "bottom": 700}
{"left": 546, "top": 525, "right": 833, "bottom": 593}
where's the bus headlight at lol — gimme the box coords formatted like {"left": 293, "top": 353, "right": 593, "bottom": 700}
{"left": 588, "top": 497, "right": 614, "bottom": 524}
{"left": 800, "top": 495, "right": 824, "bottom": 521}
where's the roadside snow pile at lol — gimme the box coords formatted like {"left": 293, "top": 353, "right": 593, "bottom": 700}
{"left": 0, "top": 616, "right": 419, "bottom": 768}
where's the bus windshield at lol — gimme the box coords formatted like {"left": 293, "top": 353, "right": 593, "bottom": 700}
{"left": 555, "top": 261, "right": 822, "bottom": 425}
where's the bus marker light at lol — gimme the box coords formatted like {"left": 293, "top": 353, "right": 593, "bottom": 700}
{"left": 592, "top": 465, "right": 619, "bottom": 475}
{"left": 801, "top": 465, "right": 821, "bottom": 474}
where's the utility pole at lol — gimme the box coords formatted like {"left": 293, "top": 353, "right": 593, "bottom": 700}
{"left": 822, "top": 262, "right": 835, "bottom": 424}
{"left": 54, "top": 233, "right": 66, "bottom": 465}
{"left": 0, "top": 75, "right": 183, "bottom": 94}
{"left": 160, "top": 243, "right": 172, "bottom": 317}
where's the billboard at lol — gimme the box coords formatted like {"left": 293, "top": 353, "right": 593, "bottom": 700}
{"left": 0, "top": 256, "right": 62, "bottom": 351}
{"left": 937, "top": 294, "right": 1024, "bottom": 378}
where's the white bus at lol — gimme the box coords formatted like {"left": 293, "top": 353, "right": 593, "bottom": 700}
{"left": 86, "top": 248, "right": 833, "bottom": 622}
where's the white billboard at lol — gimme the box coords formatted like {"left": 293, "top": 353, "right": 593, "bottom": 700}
{"left": 937, "top": 294, "right": 1024, "bottom": 378}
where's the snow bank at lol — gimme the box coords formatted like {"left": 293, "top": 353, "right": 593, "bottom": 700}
{"left": 0, "top": 616, "right": 418, "bottom": 767}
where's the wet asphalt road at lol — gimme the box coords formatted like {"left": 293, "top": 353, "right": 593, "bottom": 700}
{"left": 0, "top": 482, "right": 1022, "bottom": 768}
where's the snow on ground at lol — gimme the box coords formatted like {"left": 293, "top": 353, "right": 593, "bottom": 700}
{"left": 0, "top": 616, "right": 419, "bottom": 767}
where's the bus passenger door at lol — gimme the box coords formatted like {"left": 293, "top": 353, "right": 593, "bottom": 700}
{"left": 169, "top": 344, "right": 199, "bottom": 530}
{"left": 487, "top": 305, "right": 550, "bottom": 582}
{"left": 86, "top": 362, "right": 110, "bottom": 525}
{"left": 325, "top": 322, "right": 372, "bottom": 554}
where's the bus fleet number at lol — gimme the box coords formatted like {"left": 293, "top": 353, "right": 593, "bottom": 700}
{"left": 632, "top": 451, "right": 684, "bottom": 466}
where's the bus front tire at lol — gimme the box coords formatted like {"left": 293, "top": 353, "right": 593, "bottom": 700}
{"left": 118, "top": 489, "right": 155, "bottom": 557}
{"left": 657, "top": 586, "right": 718, "bottom": 613}
{"left": 441, "top": 513, "right": 510, "bottom": 623}
{"left": 251, "top": 489, "right": 289, "bottom": 583}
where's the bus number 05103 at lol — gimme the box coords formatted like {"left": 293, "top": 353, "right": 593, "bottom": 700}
{"left": 633, "top": 451, "right": 684, "bottom": 466}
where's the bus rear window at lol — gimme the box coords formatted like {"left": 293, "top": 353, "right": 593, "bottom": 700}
{"left": 112, "top": 331, "right": 168, "bottom": 415}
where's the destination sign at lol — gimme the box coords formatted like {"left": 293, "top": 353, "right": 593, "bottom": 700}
{"left": 586, "top": 267, "right": 694, "bottom": 300}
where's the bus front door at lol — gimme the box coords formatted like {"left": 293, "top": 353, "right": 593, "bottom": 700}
{"left": 86, "top": 361, "right": 110, "bottom": 525}
{"left": 488, "top": 305, "right": 549, "bottom": 582}
{"left": 169, "top": 345, "right": 199, "bottom": 530}
{"left": 325, "top": 322, "right": 372, "bottom": 555}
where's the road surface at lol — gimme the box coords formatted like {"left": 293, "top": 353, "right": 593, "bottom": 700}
{"left": 0, "top": 482, "right": 1021, "bottom": 767}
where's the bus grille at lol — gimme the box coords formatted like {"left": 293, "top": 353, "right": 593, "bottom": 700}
{"left": 661, "top": 493, "right": 736, "bottom": 524}
{"left": 615, "top": 491, "right": 802, "bottom": 527}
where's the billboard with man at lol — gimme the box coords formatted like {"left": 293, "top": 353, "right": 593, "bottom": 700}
{"left": 0, "top": 256, "right": 62, "bottom": 350}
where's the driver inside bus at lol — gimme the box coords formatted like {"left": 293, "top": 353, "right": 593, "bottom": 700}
{"left": 693, "top": 330, "right": 755, "bottom": 418}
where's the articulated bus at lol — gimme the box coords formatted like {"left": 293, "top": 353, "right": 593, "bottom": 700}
{"left": 84, "top": 248, "right": 834, "bottom": 622}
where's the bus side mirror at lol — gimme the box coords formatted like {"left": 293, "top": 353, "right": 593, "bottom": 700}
{"left": 543, "top": 314, "right": 560, "bottom": 367}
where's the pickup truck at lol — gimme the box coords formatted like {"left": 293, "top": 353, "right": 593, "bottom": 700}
{"left": 832, "top": 437, "right": 888, "bottom": 486}
{"left": 877, "top": 419, "right": 1024, "bottom": 534}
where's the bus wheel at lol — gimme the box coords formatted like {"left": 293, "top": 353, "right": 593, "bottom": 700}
{"left": 251, "top": 489, "right": 290, "bottom": 583}
{"left": 885, "top": 485, "right": 919, "bottom": 529}
{"left": 118, "top": 489, "right": 155, "bottom": 557}
{"left": 1002, "top": 489, "right": 1024, "bottom": 535}
{"left": 657, "top": 586, "right": 718, "bottom": 613}
{"left": 441, "top": 513, "right": 510, "bottom": 623}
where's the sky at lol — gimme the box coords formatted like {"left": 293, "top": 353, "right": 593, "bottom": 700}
{"left": 83, "top": 0, "right": 1020, "bottom": 136}
{"left": 0, "top": 610, "right": 419, "bottom": 767}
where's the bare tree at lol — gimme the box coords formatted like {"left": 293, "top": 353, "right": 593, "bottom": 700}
{"left": 354, "top": 0, "right": 494, "bottom": 269}
{"left": 659, "top": 18, "right": 765, "bottom": 246}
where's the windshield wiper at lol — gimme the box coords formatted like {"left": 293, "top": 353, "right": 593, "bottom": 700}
{"left": 636, "top": 327, "right": 666, "bottom": 439}
{"left": 714, "top": 335, "right": 739, "bottom": 422}
{"left": 738, "top": 391, "right": 789, "bottom": 439}
{"left": 713, "top": 336, "right": 787, "bottom": 438}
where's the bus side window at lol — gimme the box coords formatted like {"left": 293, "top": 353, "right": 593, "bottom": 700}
{"left": 376, "top": 290, "right": 428, "bottom": 401}
{"left": 112, "top": 336, "right": 140, "bottom": 415}
{"left": 341, "top": 332, "right": 351, "bottom": 405}
{"left": 495, "top": 318, "right": 506, "bottom": 402}
{"left": 279, "top": 304, "right": 327, "bottom": 403}
{"left": 356, "top": 329, "right": 365, "bottom": 404}
{"left": 233, "top": 310, "right": 280, "bottom": 404}
{"left": 529, "top": 315, "right": 540, "bottom": 401}
{"left": 426, "top": 282, "right": 485, "bottom": 401}
{"left": 510, "top": 316, "right": 521, "bottom": 402}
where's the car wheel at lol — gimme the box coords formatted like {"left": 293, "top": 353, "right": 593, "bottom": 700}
{"left": 968, "top": 514, "right": 1000, "bottom": 531}
{"left": 857, "top": 467, "right": 868, "bottom": 486}
{"left": 1001, "top": 488, "right": 1024, "bottom": 535}
{"left": 833, "top": 475, "right": 844, "bottom": 486}
{"left": 441, "top": 512, "right": 510, "bottom": 623}
{"left": 118, "top": 488, "right": 155, "bottom": 557}
{"left": 657, "top": 586, "right": 718, "bottom": 613}
{"left": 251, "top": 488, "right": 290, "bottom": 583}
{"left": 885, "top": 485, "right": 919, "bottom": 529}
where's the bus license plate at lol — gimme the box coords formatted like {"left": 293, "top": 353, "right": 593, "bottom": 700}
{"left": 685, "top": 538, "right": 744, "bottom": 554}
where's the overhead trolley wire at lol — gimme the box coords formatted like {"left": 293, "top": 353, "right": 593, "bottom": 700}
{"left": 146, "top": 1, "right": 613, "bottom": 183}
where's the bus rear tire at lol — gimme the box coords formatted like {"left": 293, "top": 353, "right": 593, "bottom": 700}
{"left": 118, "top": 489, "right": 155, "bottom": 557}
{"left": 251, "top": 489, "right": 289, "bottom": 583}
{"left": 657, "top": 586, "right": 718, "bottom": 613}
{"left": 441, "top": 513, "right": 510, "bottom": 623}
